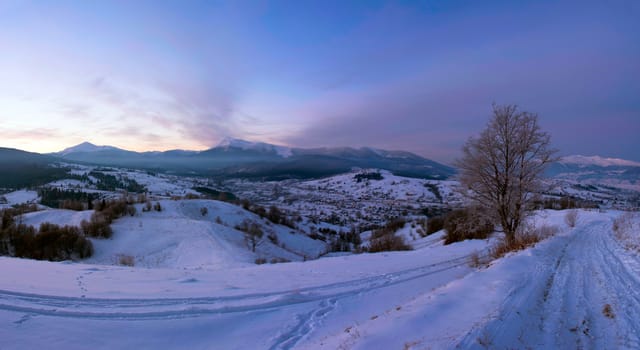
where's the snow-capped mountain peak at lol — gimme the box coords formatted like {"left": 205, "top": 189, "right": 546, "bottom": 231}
{"left": 215, "top": 137, "right": 292, "bottom": 158}
{"left": 560, "top": 155, "right": 640, "bottom": 167}
{"left": 58, "top": 142, "right": 122, "bottom": 156}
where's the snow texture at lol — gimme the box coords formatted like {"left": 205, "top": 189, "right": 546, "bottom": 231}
{"left": 2, "top": 209, "right": 638, "bottom": 349}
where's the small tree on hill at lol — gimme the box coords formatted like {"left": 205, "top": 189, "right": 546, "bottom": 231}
{"left": 455, "top": 104, "right": 557, "bottom": 244}
{"left": 236, "top": 220, "right": 264, "bottom": 252}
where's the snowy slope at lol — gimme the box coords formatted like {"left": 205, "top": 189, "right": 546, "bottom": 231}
{"left": 1, "top": 210, "right": 639, "bottom": 349}
{"left": 0, "top": 225, "right": 487, "bottom": 349}
{"left": 20, "top": 200, "right": 326, "bottom": 269}
{"left": 302, "top": 170, "right": 441, "bottom": 202}
{"left": 89, "top": 200, "right": 326, "bottom": 268}
{"left": 21, "top": 209, "right": 93, "bottom": 227}
{"left": 0, "top": 190, "right": 39, "bottom": 208}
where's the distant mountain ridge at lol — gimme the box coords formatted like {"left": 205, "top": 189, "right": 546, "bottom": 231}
{"left": 547, "top": 154, "right": 640, "bottom": 192}
{"left": 51, "top": 139, "right": 455, "bottom": 180}
{"left": 58, "top": 142, "right": 124, "bottom": 156}
{"left": 558, "top": 155, "right": 640, "bottom": 168}
{"left": 0, "top": 147, "right": 67, "bottom": 188}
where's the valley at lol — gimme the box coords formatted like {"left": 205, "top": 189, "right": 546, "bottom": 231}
{"left": 1, "top": 143, "right": 640, "bottom": 349}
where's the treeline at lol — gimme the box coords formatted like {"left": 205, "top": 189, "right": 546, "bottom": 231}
{"left": 0, "top": 211, "right": 93, "bottom": 261}
{"left": 39, "top": 188, "right": 100, "bottom": 210}
{"left": 0, "top": 164, "right": 69, "bottom": 190}
{"left": 89, "top": 171, "right": 146, "bottom": 193}
{"left": 0, "top": 196, "right": 141, "bottom": 261}
{"left": 354, "top": 171, "right": 383, "bottom": 183}
{"left": 239, "top": 200, "right": 296, "bottom": 228}
{"left": 82, "top": 197, "right": 139, "bottom": 238}
{"left": 192, "top": 187, "right": 237, "bottom": 202}
{"left": 534, "top": 196, "right": 599, "bottom": 210}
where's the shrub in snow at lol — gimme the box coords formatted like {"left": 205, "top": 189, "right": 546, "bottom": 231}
{"left": 443, "top": 208, "right": 493, "bottom": 245}
{"left": 81, "top": 212, "right": 113, "bottom": 238}
{"left": 602, "top": 304, "right": 615, "bottom": 319}
{"left": 200, "top": 207, "right": 208, "bottom": 216}
{"left": 468, "top": 251, "right": 490, "bottom": 268}
{"left": 613, "top": 212, "right": 639, "bottom": 251}
{"left": 1, "top": 209, "right": 15, "bottom": 230}
{"left": 136, "top": 193, "right": 147, "bottom": 204}
{"left": 0, "top": 223, "right": 36, "bottom": 257}
{"left": 153, "top": 202, "right": 162, "bottom": 212}
{"left": 426, "top": 216, "right": 445, "bottom": 235}
{"left": 330, "top": 229, "right": 361, "bottom": 252}
{"left": 490, "top": 225, "right": 557, "bottom": 260}
{"left": 564, "top": 210, "right": 578, "bottom": 228}
{"left": 34, "top": 223, "right": 93, "bottom": 260}
{"left": 236, "top": 219, "right": 264, "bottom": 252}
{"left": 254, "top": 257, "right": 267, "bottom": 265}
{"left": 60, "top": 199, "right": 85, "bottom": 211}
{"left": 367, "top": 233, "right": 412, "bottom": 253}
{"left": 117, "top": 254, "right": 135, "bottom": 267}
{"left": 0, "top": 221, "right": 93, "bottom": 261}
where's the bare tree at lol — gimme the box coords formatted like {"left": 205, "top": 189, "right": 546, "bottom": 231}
{"left": 455, "top": 104, "right": 557, "bottom": 244}
{"left": 237, "top": 219, "right": 264, "bottom": 252}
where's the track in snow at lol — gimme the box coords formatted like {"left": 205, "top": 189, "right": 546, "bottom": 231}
{"left": 457, "top": 218, "right": 640, "bottom": 349}
{"left": 0, "top": 253, "right": 475, "bottom": 322}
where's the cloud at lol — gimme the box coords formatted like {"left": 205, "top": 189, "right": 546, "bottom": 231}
{"left": 0, "top": 127, "right": 65, "bottom": 140}
{"left": 282, "top": 43, "right": 640, "bottom": 163}
{"left": 80, "top": 75, "right": 244, "bottom": 149}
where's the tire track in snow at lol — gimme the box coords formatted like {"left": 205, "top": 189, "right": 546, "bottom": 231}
{"left": 593, "top": 225, "right": 640, "bottom": 348}
{"left": 0, "top": 253, "right": 476, "bottom": 321}
{"left": 457, "top": 219, "right": 640, "bottom": 349}
{"left": 269, "top": 298, "right": 338, "bottom": 350}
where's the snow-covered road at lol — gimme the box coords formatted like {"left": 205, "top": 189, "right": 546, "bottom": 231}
{"left": 458, "top": 217, "right": 640, "bottom": 349}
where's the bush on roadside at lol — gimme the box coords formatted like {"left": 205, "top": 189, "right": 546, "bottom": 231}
{"left": 443, "top": 208, "right": 494, "bottom": 245}
{"left": 564, "top": 210, "right": 578, "bottom": 228}
{"left": 426, "top": 215, "right": 445, "bottom": 235}
{"left": 490, "top": 225, "right": 558, "bottom": 259}
{"left": 117, "top": 254, "right": 135, "bottom": 266}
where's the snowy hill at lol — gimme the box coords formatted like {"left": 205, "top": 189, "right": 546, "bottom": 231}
{"left": 20, "top": 199, "right": 327, "bottom": 269}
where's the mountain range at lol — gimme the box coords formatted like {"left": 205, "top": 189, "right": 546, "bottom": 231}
{"left": 548, "top": 155, "right": 640, "bottom": 191}
{"left": 3, "top": 140, "right": 640, "bottom": 189}
{"left": 50, "top": 139, "right": 455, "bottom": 180}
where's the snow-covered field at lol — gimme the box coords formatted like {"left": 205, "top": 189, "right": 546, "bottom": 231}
{"left": 0, "top": 190, "right": 39, "bottom": 209}
{"left": 2, "top": 209, "right": 639, "bottom": 349}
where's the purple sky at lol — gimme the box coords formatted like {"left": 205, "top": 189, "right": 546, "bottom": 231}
{"left": 0, "top": 0, "right": 638, "bottom": 163}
